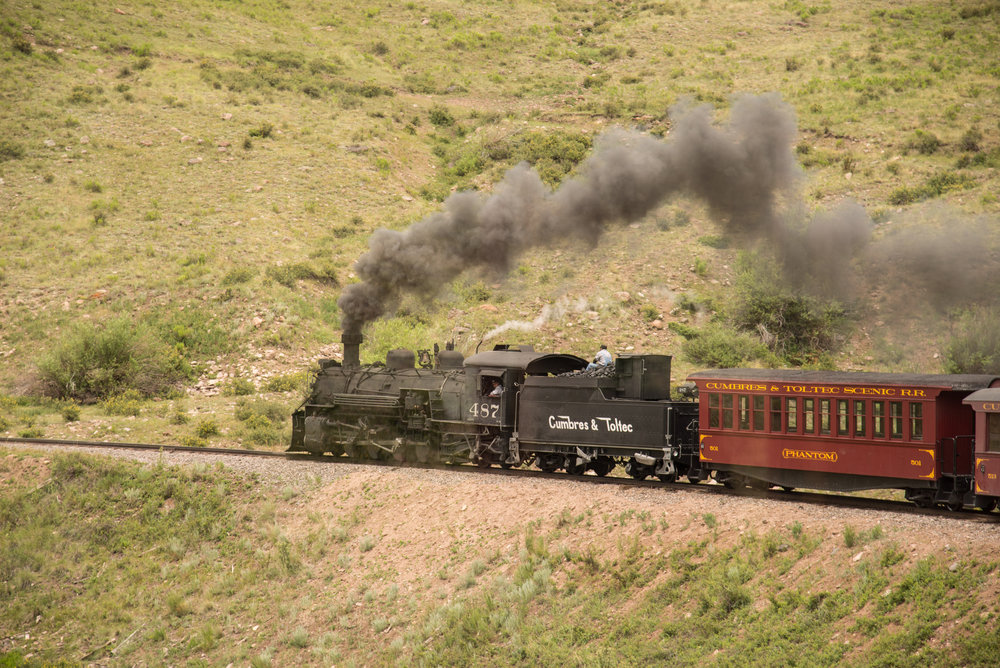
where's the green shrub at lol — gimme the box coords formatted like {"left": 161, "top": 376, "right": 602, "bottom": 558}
{"left": 235, "top": 398, "right": 287, "bottom": 424}
{"left": 944, "top": 309, "right": 1000, "bottom": 374}
{"left": 959, "top": 127, "right": 982, "bottom": 153}
{"left": 0, "top": 415, "right": 10, "bottom": 432}
{"left": 62, "top": 404, "right": 81, "bottom": 422}
{"left": 428, "top": 105, "right": 455, "bottom": 127}
{"left": 908, "top": 130, "right": 941, "bottom": 155}
{"left": 240, "top": 414, "right": 284, "bottom": 447}
{"left": 195, "top": 419, "right": 220, "bottom": 439}
{"left": 18, "top": 426, "right": 44, "bottom": 438}
{"left": 667, "top": 322, "right": 699, "bottom": 339}
{"left": 0, "top": 139, "right": 25, "bottom": 162}
{"left": 682, "top": 324, "right": 772, "bottom": 368}
{"left": 103, "top": 390, "right": 143, "bottom": 417}
{"left": 221, "top": 266, "right": 256, "bottom": 285}
{"left": 148, "top": 308, "right": 234, "bottom": 360}
{"left": 698, "top": 235, "right": 727, "bottom": 249}
{"left": 889, "top": 171, "right": 976, "bottom": 205}
{"left": 640, "top": 304, "right": 659, "bottom": 322}
{"left": 248, "top": 122, "right": 274, "bottom": 138}
{"left": 729, "top": 254, "right": 849, "bottom": 364}
{"left": 37, "top": 318, "right": 187, "bottom": 401}
{"left": 223, "top": 378, "right": 256, "bottom": 396}
{"left": 264, "top": 373, "right": 307, "bottom": 393}
{"left": 180, "top": 435, "right": 208, "bottom": 448}
{"left": 265, "top": 262, "right": 339, "bottom": 287}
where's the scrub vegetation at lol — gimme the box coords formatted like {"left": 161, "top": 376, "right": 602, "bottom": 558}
{"left": 1, "top": 1, "right": 999, "bottom": 657}
{"left": 1, "top": 451, "right": 998, "bottom": 666}
{"left": 0, "top": 0, "right": 998, "bottom": 406}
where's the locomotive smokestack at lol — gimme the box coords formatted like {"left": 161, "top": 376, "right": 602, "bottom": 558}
{"left": 342, "top": 332, "right": 362, "bottom": 368}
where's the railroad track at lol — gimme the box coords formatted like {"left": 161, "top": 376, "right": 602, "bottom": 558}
{"left": 3, "top": 436, "right": 998, "bottom": 524}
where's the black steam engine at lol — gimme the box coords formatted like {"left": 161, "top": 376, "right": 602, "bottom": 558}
{"left": 290, "top": 335, "right": 703, "bottom": 480}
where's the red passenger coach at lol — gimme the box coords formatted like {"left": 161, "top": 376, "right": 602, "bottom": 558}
{"left": 962, "top": 389, "right": 1000, "bottom": 510}
{"left": 688, "top": 369, "right": 1000, "bottom": 509}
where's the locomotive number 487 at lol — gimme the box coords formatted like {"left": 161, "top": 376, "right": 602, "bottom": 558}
{"left": 469, "top": 402, "right": 500, "bottom": 419}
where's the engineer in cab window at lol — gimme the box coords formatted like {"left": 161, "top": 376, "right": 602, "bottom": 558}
{"left": 487, "top": 378, "right": 503, "bottom": 400}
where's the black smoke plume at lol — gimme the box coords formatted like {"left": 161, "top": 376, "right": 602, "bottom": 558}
{"left": 338, "top": 92, "right": 998, "bottom": 336}
{"left": 339, "top": 93, "right": 809, "bottom": 334}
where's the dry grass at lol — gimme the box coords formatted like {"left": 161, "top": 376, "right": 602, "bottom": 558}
{"left": 0, "top": 0, "right": 997, "bottom": 399}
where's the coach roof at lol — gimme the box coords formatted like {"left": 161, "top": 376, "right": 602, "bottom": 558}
{"left": 688, "top": 368, "right": 1000, "bottom": 392}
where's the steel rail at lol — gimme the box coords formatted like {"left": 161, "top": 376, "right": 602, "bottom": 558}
{"left": 2, "top": 436, "right": 997, "bottom": 523}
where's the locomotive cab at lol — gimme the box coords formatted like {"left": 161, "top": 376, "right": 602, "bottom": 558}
{"left": 461, "top": 345, "right": 588, "bottom": 466}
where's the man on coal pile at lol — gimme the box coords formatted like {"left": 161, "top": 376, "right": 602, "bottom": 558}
{"left": 586, "top": 344, "right": 613, "bottom": 371}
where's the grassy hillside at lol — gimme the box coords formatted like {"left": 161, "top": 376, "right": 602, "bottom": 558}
{"left": 1, "top": 0, "right": 999, "bottom": 406}
{"left": 1, "top": 450, "right": 998, "bottom": 666}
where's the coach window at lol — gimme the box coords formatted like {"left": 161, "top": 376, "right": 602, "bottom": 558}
{"left": 819, "top": 399, "right": 832, "bottom": 435}
{"left": 803, "top": 398, "right": 815, "bottom": 433}
{"left": 854, "top": 401, "right": 866, "bottom": 438}
{"left": 738, "top": 395, "right": 751, "bottom": 430}
{"left": 909, "top": 403, "right": 923, "bottom": 441}
{"left": 786, "top": 398, "right": 798, "bottom": 432}
{"left": 770, "top": 397, "right": 783, "bottom": 432}
{"left": 889, "top": 401, "right": 904, "bottom": 439}
{"left": 873, "top": 401, "right": 885, "bottom": 438}
{"left": 989, "top": 414, "right": 1000, "bottom": 453}
{"left": 837, "top": 399, "right": 850, "bottom": 436}
{"left": 722, "top": 394, "right": 734, "bottom": 429}
{"left": 708, "top": 394, "right": 720, "bottom": 428}
{"left": 753, "top": 395, "right": 765, "bottom": 430}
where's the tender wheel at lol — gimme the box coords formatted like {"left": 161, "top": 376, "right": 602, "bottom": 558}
{"left": 946, "top": 496, "right": 964, "bottom": 512}
{"left": 977, "top": 498, "right": 998, "bottom": 513}
{"left": 624, "top": 458, "right": 652, "bottom": 480}
{"left": 565, "top": 459, "right": 587, "bottom": 476}
{"left": 657, "top": 472, "right": 677, "bottom": 483}
{"left": 537, "top": 454, "right": 561, "bottom": 473}
{"left": 589, "top": 457, "right": 614, "bottom": 477}
{"left": 779, "top": 486, "right": 795, "bottom": 493}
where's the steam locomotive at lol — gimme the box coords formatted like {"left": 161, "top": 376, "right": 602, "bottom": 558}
{"left": 290, "top": 335, "right": 1000, "bottom": 512}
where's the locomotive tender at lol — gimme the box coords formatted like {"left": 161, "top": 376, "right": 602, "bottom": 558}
{"left": 290, "top": 335, "right": 1000, "bottom": 512}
